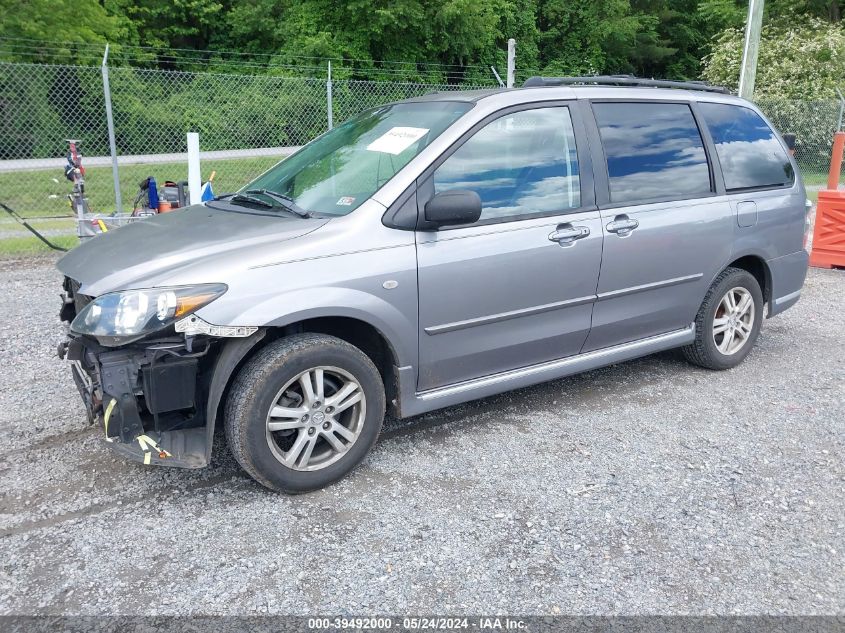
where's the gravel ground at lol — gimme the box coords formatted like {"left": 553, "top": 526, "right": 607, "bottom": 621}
{"left": 0, "top": 257, "right": 843, "bottom": 616}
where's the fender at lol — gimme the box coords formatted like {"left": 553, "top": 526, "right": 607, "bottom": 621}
{"left": 205, "top": 285, "right": 418, "bottom": 369}
{"left": 201, "top": 296, "right": 416, "bottom": 459}
{"left": 202, "top": 329, "right": 267, "bottom": 464}
{"left": 709, "top": 248, "right": 773, "bottom": 310}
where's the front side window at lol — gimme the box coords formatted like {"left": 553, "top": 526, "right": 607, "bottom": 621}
{"left": 433, "top": 106, "right": 581, "bottom": 223}
{"left": 698, "top": 102, "right": 794, "bottom": 191}
{"left": 244, "top": 101, "right": 473, "bottom": 216}
{"left": 593, "top": 102, "right": 712, "bottom": 203}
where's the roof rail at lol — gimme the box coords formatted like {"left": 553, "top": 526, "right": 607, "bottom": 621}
{"left": 522, "top": 75, "right": 731, "bottom": 94}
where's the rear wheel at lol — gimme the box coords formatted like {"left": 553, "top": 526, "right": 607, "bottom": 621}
{"left": 682, "top": 267, "right": 764, "bottom": 370}
{"left": 224, "top": 333, "right": 385, "bottom": 493}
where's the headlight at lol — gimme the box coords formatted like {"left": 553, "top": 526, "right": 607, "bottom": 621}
{"left": 71, "top": 284, "right": 227, "bottom": 346}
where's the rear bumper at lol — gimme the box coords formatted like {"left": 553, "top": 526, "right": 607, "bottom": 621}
{"left": 60, "top": 334, "right": 213, "bottom": 469}
{"left": 767, "top": 250, "right": 809, "bottom": 317}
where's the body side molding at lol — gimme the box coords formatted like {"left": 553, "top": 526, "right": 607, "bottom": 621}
{"left": 395, "top": 324, "right": 696, "bottom": 418}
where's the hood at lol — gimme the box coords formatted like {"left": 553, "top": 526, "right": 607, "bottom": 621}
{"left": 57, "top": 204, "right": 328, "bottom": 296}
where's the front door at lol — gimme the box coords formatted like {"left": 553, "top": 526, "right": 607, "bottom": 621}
{"left": 415, "top": 104, "right": 603, "bottom": 391}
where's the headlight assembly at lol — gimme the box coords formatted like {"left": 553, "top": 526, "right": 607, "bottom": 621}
{"left": 70, "top": 284, "right": 227, "bottom": 346}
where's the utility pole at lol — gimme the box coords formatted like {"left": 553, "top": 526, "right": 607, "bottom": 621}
{"left": 738, "top": 0, "right": 764, "bottom": 100}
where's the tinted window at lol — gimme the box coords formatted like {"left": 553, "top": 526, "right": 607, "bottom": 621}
{"left": 593, "top": 102, "right": 712, "bottom": 203}
{"left": 699, "top": 102, "right": 794, "bottom": 191}
{"left": 433, "top": 106, "right": 580, "bottom": 222}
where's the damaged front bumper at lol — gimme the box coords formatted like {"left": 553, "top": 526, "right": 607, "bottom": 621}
{"left": 59, "top": 334, "right": 212, "bottom": 468}
{"left": 57, "top": 276, "right": 266, "bottom": 469}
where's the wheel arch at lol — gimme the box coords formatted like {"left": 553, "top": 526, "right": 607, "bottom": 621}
{"left": 203, "top": 313, "right": 406, "bottom": 462}
{"left": 724, "top": 253, "right": 772, "bottom": 309}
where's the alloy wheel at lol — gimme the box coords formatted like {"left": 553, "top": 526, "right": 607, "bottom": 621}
{"left": 265, "top": 366, "right": 366, "bottom": 471}
{"left": 712, "top": 286, "right": 755, "bottom": 356}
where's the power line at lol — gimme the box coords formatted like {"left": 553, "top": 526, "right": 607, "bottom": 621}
{"left": 0, "top": 49, "right": 482, "bottom": 81}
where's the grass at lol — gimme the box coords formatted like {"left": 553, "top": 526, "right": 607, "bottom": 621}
{"left": 0, "top": 234, "right": 77, "bottom": 257}
{"left": 0, "top": 155, "right": 283, "bottom": 219}
{"left": 0, "top": 155, "right": 285, "bottom": 258}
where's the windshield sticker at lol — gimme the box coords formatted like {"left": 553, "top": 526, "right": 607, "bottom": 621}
{"left": 366, "top": 127, "right": 429, "bottom": 155}
{"left": 336, "top": 196, "right": 355, "bottom": 206}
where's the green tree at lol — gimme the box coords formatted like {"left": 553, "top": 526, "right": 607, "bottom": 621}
{"left": 702, "top": 16, "right": 845, "bottom": 97}
{"left": 224, "top": 0, "right": 536, "bottom": 83}
{"left": 0, "top": 0, "right": 128, "bottom": 63}
{"left": 109, "top": 0, "right": 228, "bottom": 50}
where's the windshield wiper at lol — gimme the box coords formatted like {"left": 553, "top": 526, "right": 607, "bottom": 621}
{"left": 213, "top": 192, "right": 274, "bottom": 209}
{"left": 244, "top": 189, "right": 312, "bottom": 218}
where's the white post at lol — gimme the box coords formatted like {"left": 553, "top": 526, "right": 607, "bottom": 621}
{"left": 327, "top": 61, "right": 334, "bottom": 130}
{"left": 738, "top": 0, "right": 765, "bottom": 100}
{"left": 506, "top": 38, "right": 516, "bottom": 89}
{"left": 187, "top": 132, "right": 201, "bottom": 205}
{"left": 101, "top": 44, "right": 123, "bottom": 214}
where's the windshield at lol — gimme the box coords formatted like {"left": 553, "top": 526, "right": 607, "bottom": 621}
{"left": 243, "top": 101, "right": 473, "bottom": 216}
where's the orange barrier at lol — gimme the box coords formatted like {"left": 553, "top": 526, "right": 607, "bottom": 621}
{"left": 810, "top": 131, "right": 845, "bottom": 269}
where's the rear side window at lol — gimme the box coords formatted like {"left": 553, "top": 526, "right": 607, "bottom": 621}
{"left": 593, "top": 102, "right": 712, "bottom": 203}
{"left": 698, "top": 102, "right": 794, "bottom": 191}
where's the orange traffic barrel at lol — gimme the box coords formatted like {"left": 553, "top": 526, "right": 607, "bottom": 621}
{"left": 810, "top": 131, "right": 845, "bottom": 269}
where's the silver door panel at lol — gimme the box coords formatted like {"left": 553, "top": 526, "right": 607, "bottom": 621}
{"left": 416, "top": 211, "right": 602, "bottom": 391}
{"left": 583, "top": 197, "right": 734, "bottom": 352}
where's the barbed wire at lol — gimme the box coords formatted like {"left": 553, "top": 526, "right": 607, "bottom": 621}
{"left": 0, "top": 36, "right": 500, "bottom": 73}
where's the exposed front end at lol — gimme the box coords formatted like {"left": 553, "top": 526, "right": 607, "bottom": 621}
{"left": 57, "top": 276, "right": 257, "bottom": 468}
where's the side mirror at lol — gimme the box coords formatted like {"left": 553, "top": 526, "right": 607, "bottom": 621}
{"left": 424, "top": 189, "right": 482, "bottom": 227}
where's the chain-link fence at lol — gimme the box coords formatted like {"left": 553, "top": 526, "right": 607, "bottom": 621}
{"left": 0, "top": 61, "right": 492, "bottom": 218}
{"left": 757, "top": 98, "right": 844, "bottom": 182}
{"left": 0, "top": 60, "right": 842, "bottom": 221}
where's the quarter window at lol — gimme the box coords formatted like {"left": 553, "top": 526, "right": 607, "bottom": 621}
{"left": 698, "top": 102, "right": 794, "bottom": 191}
{"left": 433, "top": 106, "right": 580, "bottom": 223}
{"left": 593, "top": 102, "right": 712, "bottom": 203}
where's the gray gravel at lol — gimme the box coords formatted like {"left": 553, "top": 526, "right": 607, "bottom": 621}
{"left": 0, "top": 257, "right": 843, "bottom": 615}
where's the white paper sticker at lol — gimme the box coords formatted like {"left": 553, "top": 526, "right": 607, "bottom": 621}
{"left": 366, "top": 127, "right": 429, "bottom": 155}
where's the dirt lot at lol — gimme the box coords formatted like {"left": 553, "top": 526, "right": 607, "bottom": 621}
{"left": 0, "top": 257, "right": 843, "bottom": 615}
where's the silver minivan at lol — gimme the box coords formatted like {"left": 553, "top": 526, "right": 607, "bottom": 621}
{"left": 57, "top": 78, "right": 810, "bottom": 492}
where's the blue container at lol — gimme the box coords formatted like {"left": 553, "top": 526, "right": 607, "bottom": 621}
{"left": 148, "top": 177, "right": 160, "bottom": 210}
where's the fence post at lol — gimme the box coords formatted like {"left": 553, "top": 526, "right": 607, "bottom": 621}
{"left": 327, "top": 61, "right": 334, "bottom": 130}
{"left": 187, "top": 132, "right": 202, "bottom": 205}
{"left": 506, "top": 39, "right": 516, "bottom": 89}
{"left": 837, "top": 88, "right": 844, "bottom": 132}
{"left": 101, "top": 44, "right": 123, "bottom": 214}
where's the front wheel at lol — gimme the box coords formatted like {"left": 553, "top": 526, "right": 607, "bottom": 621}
{"left": 224, "top": 333, "right": 386, "bottom": 493}
{"left": 682, "top": 267, "right": 764, "bottom": 370}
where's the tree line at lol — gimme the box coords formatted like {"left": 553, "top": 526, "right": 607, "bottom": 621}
{"left": 1, "top": 0, "right": 843, "bottom": 85}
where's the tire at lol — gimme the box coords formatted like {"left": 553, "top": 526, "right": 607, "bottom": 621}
{"left": 682, "top": 267, "right": 764, "bottom": 370}
{"left": 224, "top": 333, "right": 385, "bottom": 493}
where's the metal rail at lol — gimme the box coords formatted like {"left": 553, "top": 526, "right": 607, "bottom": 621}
{"left": 523, "top": 75, "right": 731, "bottom": 94}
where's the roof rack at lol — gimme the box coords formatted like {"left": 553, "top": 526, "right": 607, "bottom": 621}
{"left": 522, "top": 75, "right": 731, "bottom": 94}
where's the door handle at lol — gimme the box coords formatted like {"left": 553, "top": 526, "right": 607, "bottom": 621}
{"left": 606, "top": 215, "right": 639, "bottom": 236}
{"left": 548, "top": 225, "right": 590, "bottom": 246}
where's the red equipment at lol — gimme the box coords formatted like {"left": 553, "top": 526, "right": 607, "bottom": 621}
{"left": 809, "top": 132, "right": 845, "bottom": 270}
